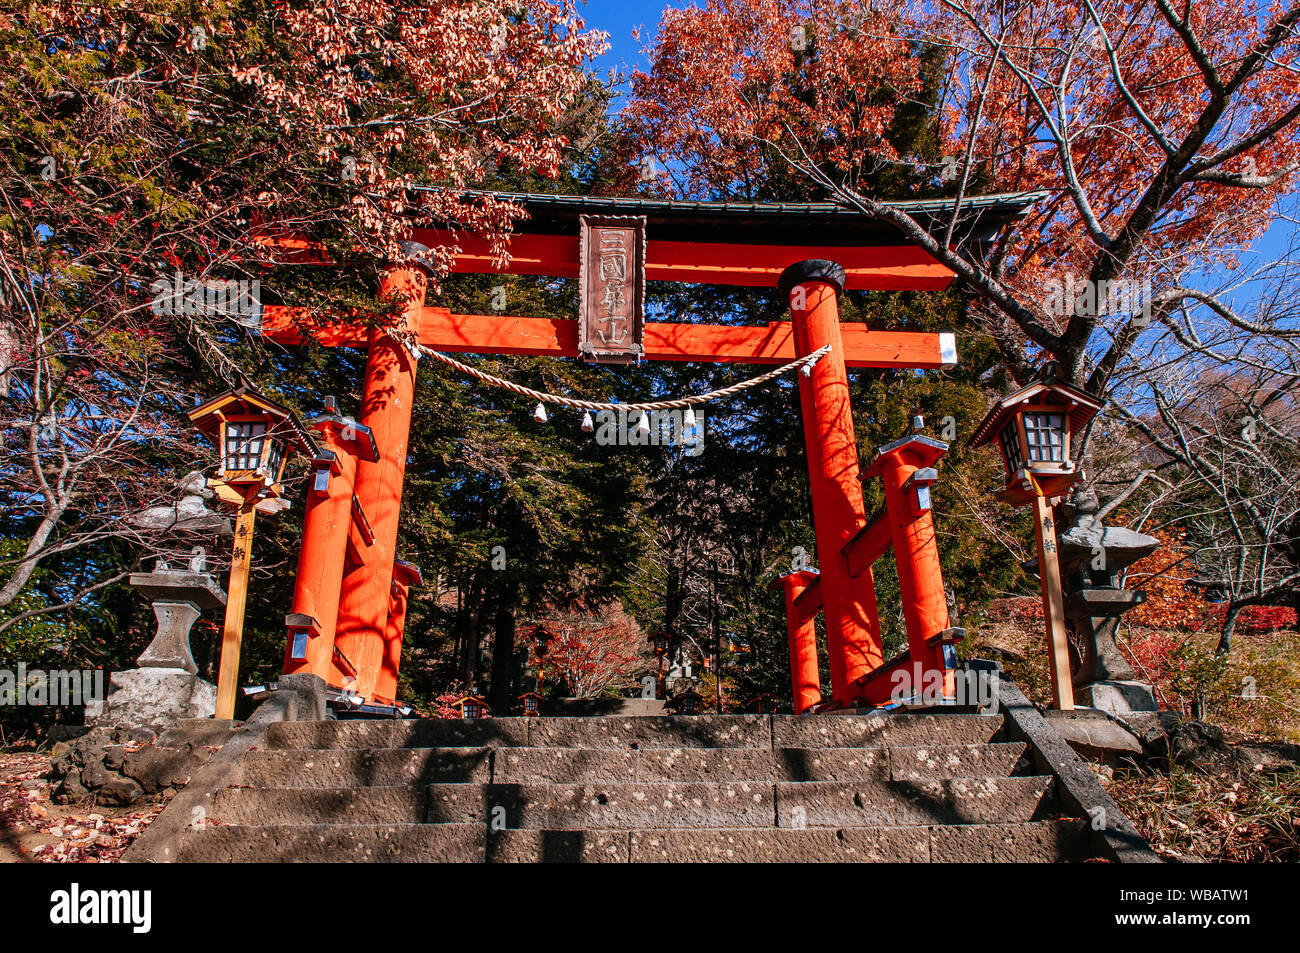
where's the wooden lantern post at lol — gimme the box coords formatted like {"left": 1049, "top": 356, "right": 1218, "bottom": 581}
{"left": 188, "top": 387, "right": 318, "bottom": 720}
{"left": 970, "top": 367, "right": 1104, "bottom": 711}
{"left": 649, "top": 629, "right": 670, "bottom": 700}
{"left": 1029, "top": 477, "right": 1073, "bottom": 711}
{"left": 216, "top": 497, "right": 257, "bottom": 721}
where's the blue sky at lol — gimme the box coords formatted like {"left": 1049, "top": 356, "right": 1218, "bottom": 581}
{"left": 582, "top": 0, "right": 663, "bottom": 79}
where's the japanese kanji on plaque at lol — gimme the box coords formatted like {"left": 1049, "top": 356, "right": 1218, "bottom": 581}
{"left": 578, "top": 214, "right": 646, "bottom": 363}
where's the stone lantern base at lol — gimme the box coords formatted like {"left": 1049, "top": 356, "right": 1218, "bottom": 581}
{"left": 1075, "top": 679, "right": 1158, "bottom": 715}
{"left": 86, "top": 570, "right": 226, "bottom": 732}
{"left": 86, "top": 668, "right": 218, "bottom": 733}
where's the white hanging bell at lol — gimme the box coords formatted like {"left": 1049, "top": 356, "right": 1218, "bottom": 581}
{"left": 683, "top": 406, "right": 697, "bottom": 428}
{"left": 532, "top": 403, "right": 548, "bottom": 423}
{"left": 636, "top": 411, "right": 652, "bottom": 435}
{"left": 581, "top": 411, "right": 594, "bottom": 432}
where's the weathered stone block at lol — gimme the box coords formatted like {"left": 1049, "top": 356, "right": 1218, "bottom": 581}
{"left": 1076, "top": 679, "right": 1158, "bottom": 714}
{"left": 85, "top": 668, "right": 216, "bottom": 732}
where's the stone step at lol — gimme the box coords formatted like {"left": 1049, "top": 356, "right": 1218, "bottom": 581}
{"left": 209, "top": 775, "right": 1053, "bottom": 830}
{"left": 523, "top": 715, "right": 770, "bottom": 749}
{"left": 236, "top": 747, "right": 495, "bottom": 787}
{"left": 773, "top": 776, "right": 1056, "bottom": 828}
{"left": 264, "top": 712, "right": 1004, "bottom": 751}
{"left": 234, "top": 742, "right": 1028, "bottom": 788}
{"left": 211, "top": 781, "right": 776, "bottom": 828}
{"left": 212, "top": 784, "right": 429, "bottom": 825}
{"left": 627, "top": 819, "right": 1089, "bottom": 863}
{"left": 493, "top": 743, "right": 1027, "bottom": 784}
{"left": 173, "top": 819, "right": 1090, "bottom": 863}
{"left": 174, "top": 822, "right": 485, "bottom": 863}
{"left": 773, "top": 713, "right": 1004, "bottom": 749}
{"left": 266, "top": 719, "right": 530, "bottom": 751}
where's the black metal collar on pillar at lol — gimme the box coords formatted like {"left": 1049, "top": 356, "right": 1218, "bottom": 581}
{"left": 391, "top": 240, "right": 438, "bottom": 279}
{"left": 777, "top": 259, "right": 846, "bottom": 300}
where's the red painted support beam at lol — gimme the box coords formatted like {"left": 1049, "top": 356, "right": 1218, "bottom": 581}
{"left": 259, "top": 306, "right": 957, "bottom": 369}
{"left": 377, "top": 560, "right": 422, "bottom": 706}
{"left": 334, "top": 255, "right": 428, "bottom": 705}
{"left": 786, "top": 260, "right": 884, "bottom": 702}
{"left": 770, "top": 569, "right": 822, "bottom": 714}
{"left": 862, "top": 433, "right": 954, "bottom": 700}
{"left": 410, "top": 230, "right": 954, "bottom": 290}
{"left": 283, "top": 415, "right": 375, "bottom": 683}
{"left": 843, "top": 515, "right": 894, "bottom": 578}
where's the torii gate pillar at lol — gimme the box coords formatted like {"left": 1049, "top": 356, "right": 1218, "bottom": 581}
{"left": 333, "top": 245, "right": 431, "bottom": 705}
{"left": 783, "top": 260, "right": 885, "bottom": 702}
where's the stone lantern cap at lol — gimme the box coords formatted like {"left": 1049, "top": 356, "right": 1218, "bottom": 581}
{"left": 129, "top": 471, "right": 233, "bottom": 539}
{"left": 128, "top": 571, "right": 227, "bottom": 611}
{"left": 1058, "top": 523, "right": 1160, "bottom": 574}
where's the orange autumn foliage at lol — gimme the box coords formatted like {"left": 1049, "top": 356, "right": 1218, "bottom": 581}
{"left": 1126, "top": 530, "right": 1214, "bottom": 631}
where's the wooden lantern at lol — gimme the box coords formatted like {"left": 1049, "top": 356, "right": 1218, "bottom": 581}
{"left": 455, "top": 694, "right": 490, "bottom": 722}
{"left": 188, "top": 386, "right": 317, "bottom": 720}
{"left": 971, "top": 367, "right": 1103, "bottom": 711}
{"left": 669, "top": 687, "right": 703, "bottom": 715}
{"left": 970, "top": 368, "right": 1103, "bottom": 506}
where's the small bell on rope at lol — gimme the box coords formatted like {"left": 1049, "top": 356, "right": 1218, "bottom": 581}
{"left": 800, "top": 361, "right": 813, "bottom": 378}
{"left": 683, "top": 406, "right": 697, "bottom": 429}
{"left": 532, "top": 402, "right": 548, "bottom": 423}
{"left": 636, "top": 410, "right": 652, "bottom": 436}
{"left": 581, "top": 410, "right": 594, "bottom": 432}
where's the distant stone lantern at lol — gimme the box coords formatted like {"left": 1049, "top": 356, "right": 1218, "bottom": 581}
{"left": 517, "top": 690, "right": 543, "bottom": 717}
{"left": 972, "top": 365, "right": 1104, "bottom": 711}
{"left": 188, "top": 386, "right": 318, "bottom": 720}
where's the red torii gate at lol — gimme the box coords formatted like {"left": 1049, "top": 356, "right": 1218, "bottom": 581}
{"left": 258, "top": 190, "right": 1037, "bottom": 711}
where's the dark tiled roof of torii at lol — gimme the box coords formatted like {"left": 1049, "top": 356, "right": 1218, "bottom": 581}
{"left": 412, "top": 188, "right": 1046, "bottom": 247}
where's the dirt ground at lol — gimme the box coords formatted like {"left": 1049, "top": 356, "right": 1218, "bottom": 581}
{"left": 0, "top": 750, "right": 164, "bottom": 862}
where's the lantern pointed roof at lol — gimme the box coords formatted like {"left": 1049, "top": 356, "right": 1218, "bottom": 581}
{"left": 970, "top": 369, "right": 1104, "bottom": 449}
{"left": 187, "top": 385, "right": 320, "bottom": 456}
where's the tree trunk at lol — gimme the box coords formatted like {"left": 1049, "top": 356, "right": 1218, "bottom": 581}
{"left": 1216, "top": 600, "right": 1243, "bottom": 655}
{"left": 0, "top": 504, "right": 65, "bottom": 611}
{"left": 489, "top": 587, "right": 517, "bottom": 713}
{"left": 456, "top": 581, "right": 483, "bottom": 687}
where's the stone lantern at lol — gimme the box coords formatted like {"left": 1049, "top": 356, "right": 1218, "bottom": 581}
{"left": 1056, "top": 487, "right": 1160, "bottom": 713}
{"left": 87, "top": 472, "right": 232, "bottom": 731}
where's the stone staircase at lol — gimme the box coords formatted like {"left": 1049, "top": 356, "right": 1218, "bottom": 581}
{"left": 168, "top": 711, "right": 1103, "bottom": 862}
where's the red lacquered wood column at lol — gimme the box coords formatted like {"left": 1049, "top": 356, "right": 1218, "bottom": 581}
{"left": 334, "top": 245, "right": 429, "bottom": 704}
{"left": 782, "top": 260, "right": 884, "bottom": 702}
{"left": 771, "top": 569, "right": 823, "bottom": 714}
{"left": 864, "top": 431, "right": 953, "bottom": 699}
{"left": 283, "top": 411, "right": 377, "bottom": 683}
